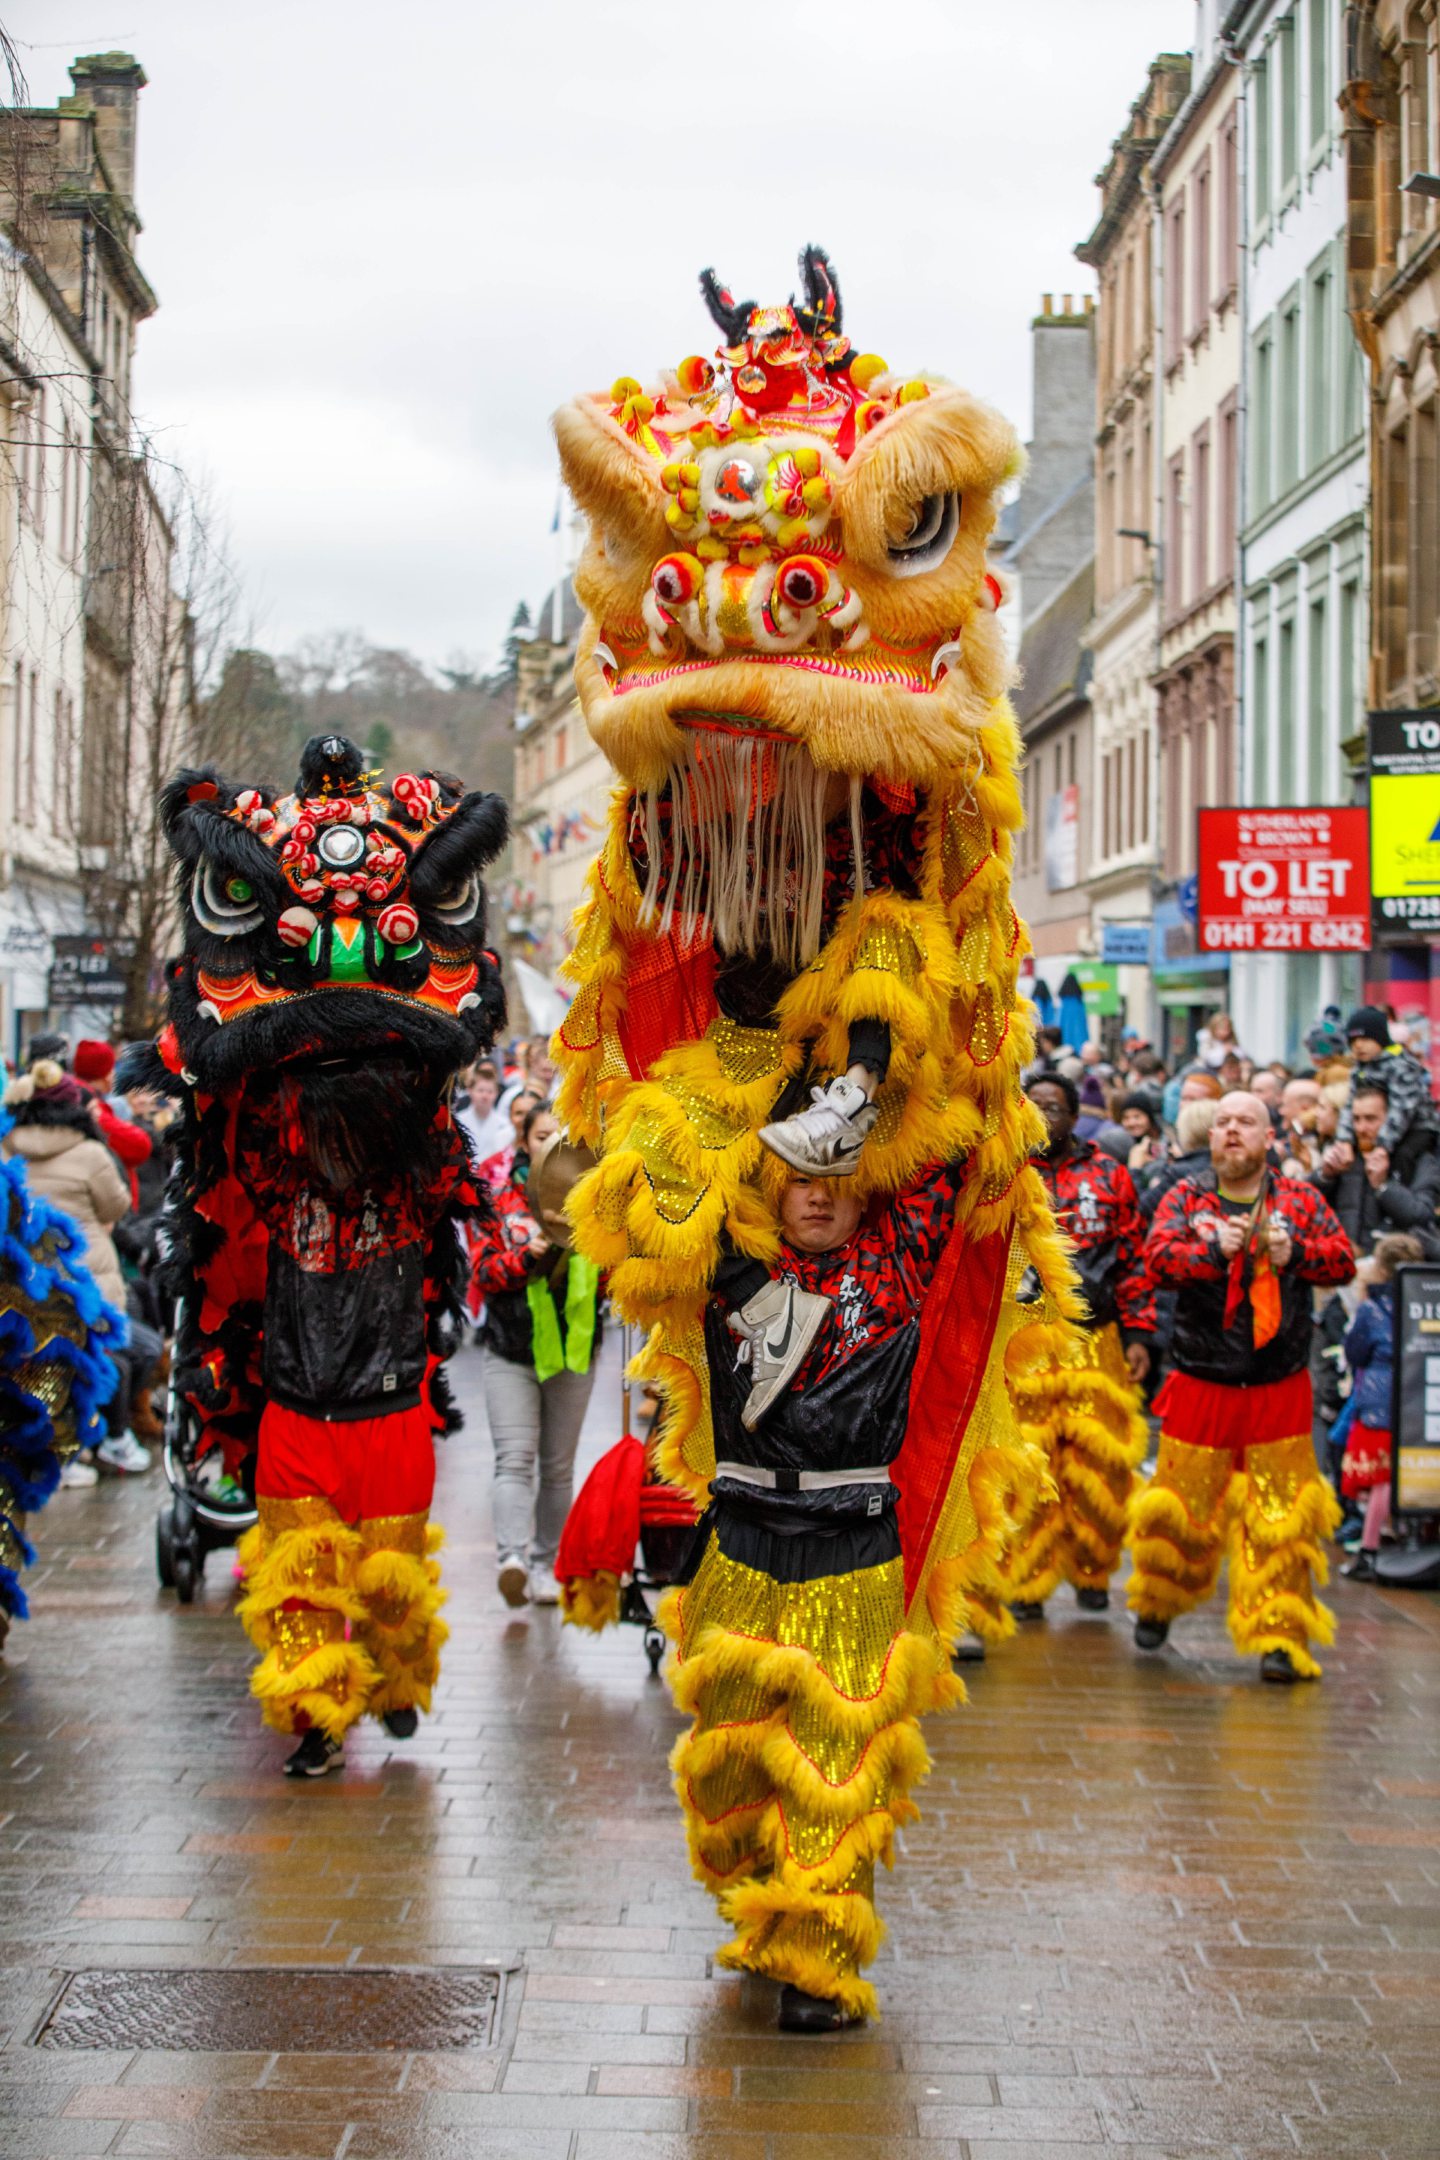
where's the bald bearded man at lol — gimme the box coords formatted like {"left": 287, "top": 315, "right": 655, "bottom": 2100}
{"left": 1127, "top": 1093, "right": 1354, "bottom": 1683}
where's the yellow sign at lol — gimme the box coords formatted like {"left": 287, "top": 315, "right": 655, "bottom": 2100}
{"left": 1397, "top": 1446, "right": 1440, "bottom": 1513}
{"left": 1371, "top": 773, "right": 1440, "bottom": 897}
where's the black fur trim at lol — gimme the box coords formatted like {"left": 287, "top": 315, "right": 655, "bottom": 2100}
{"left": 794, "top": 243, "right": 842, "bottom": 338}
{"left": 297, "top": 732, "right": 366, "bottom": 796}
{"left": 115, "top": 1040, "right": 185, "bottom": 1098}
{"left": 407, "top": 791, "right": 509, "bottom": 898}
{"left": 5, "top": 1096, "right": 95, "bottom": 1135}
{"left": 699, "top": 266, "right": 755, "bottom": 347}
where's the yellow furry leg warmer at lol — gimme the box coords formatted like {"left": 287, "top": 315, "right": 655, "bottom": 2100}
{"left": 1226, "top": 1434, "right": 1341, "bottom": 1679}
{"left": 1008, "top": 1322, "right": 1148, "bottom": 1597}
{"left": 1124, "top": 1433, "right": 1238, "bottom": 1624}
{"left": 354, "top": 1515, "right": 448, "bottom": 1719}
{"left": 236, "top": 1505, "right": 378, "bottom": 1741}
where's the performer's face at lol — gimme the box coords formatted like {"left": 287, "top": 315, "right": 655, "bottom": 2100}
{"left": 780, "top": 1177, "right": 863, "bottom": 1254}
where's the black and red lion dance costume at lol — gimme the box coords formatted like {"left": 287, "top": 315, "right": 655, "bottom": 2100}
{"left": 143, "top": 732, "right": 505, "bottom": 1771}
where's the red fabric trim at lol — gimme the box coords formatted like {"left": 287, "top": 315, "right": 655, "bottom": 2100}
{"left": 1153, "top": 1368, "right": 1312, "bottom": 1453}
{"left": 639, "top": 1481, "right": 698, "bottom": 1526}
{"left": 893, "top": 1224, "right": 1008, "bottom": 1605}
{"left": 257, "top": 1399, "right": 436, "bottom": 1521}
{"left": 616, "top": 926, "right": 718, "bottom": 1082}
{"left": 556, "top": 1433, "right": 645, "bottom": 1584}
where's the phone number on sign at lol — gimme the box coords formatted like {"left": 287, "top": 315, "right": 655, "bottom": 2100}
{"left": 1202, "top": 920, "right": 1370, "bottom": 950}
{"left": 1378, "top": 895, "right": 1440, "bottom": 922}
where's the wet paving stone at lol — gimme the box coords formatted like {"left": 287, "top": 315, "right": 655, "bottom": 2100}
{"left": 1, "top": 1336, "right": 1437, "bottom": 2155}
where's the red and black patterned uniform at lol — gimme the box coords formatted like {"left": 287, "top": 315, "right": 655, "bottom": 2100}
{"left": 667, "top": 1159, "right": 966, "bottom": 2021}
{"left": 1127, "top": 1171, "right": 1354, "bottom": 1677}
{"left": 1006, "top": 1139, "right": 1154, "bottom": 1605}
{"left": 1034, "top": 1139, "right": 1155, "bottom": 1337}
{"left": 142, "top": 728, "right": 508, "bottom": 1756}
{"left": 703, "top": 1161, "right": 962, "bottom": 1570}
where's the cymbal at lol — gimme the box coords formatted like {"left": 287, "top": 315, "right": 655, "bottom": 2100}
{"left": 527, "top": 1131, "right": 598, "bottom": 1253}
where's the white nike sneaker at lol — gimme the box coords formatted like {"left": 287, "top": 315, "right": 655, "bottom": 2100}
{"left": 726, "top": 1279, "right": 833, "bottom": 1431}
{"left": 758, "top": 1076, "right": 878, "bottom": 1177}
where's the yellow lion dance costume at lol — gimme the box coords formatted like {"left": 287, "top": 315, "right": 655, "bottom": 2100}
{"left": 552, "top": 248, "right": 1076, "bottom": 2025}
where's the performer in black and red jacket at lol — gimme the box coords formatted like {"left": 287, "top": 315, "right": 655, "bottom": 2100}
{"left": 1005, "top": 1072, "right": 1156, "bottom": 1618}
{"left": 665, "top": 1159, "right": 980, "bottom": 2035}
{"left": 1128, "top": 1091, "right": 1353, "bottom": 1683}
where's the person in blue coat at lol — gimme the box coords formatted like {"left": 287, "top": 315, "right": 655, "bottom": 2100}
{"left": 1341, "top": 1233, "right": 1423, "bottom": 1580}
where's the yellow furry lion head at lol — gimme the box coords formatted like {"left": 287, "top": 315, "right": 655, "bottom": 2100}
{"left": 553, "top": 246, "right": 1023, "bottom": 793}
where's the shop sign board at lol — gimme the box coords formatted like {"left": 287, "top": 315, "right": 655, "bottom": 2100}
{"left": 1196, "top": 806, "right": 1370, "bottom": 954}
{"left": 1073, "top": 961, "right": 1121, "bottom": 1017}
{"left": 48, "top": 934, "right": 134, "bottom": 1008}
{"left": 1392, "top": 1263, "right": 1440, "bottom": 1516}
{"left": 1101, "top": 923, "right": 1151, "bottom": 966}
{"left": 1369, "top": 711, "right": 1440, "bottom": 935}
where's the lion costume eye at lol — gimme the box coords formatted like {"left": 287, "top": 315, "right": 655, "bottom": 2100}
{"left": 431, "top": 874, "right": 481, "bottom": 925}
{"left": 192, "top": 858, "right": 264, "bottom": 937}
{"left": 884, "top": 491, "right": 961, "bottom": 577}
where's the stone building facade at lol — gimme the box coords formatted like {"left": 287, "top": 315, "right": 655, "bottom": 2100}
{"left": 1002, "top": 298, "right": 1098, "bottom": 1009}
{"left": 1341, "top": 0, "right": 1440, "bottom": 1051}
{"left": 1076, "top": 53, "right": 1194, "bottom": 1033}
{"left": 1226, "top": 0, "right": 1370, "bottom": 1058}
{"left": 0, "top": 53, "right": 181, "bottom": 1057}
{"left": 507, "top": 582, "right": 615, "bottom": 1023}
{"left": 1151, "top": 12, "right": 1242, "bottom": 1053}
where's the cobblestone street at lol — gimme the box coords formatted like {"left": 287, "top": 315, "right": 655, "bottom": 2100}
{"left": 0, "top": 1338, "right": 1437, "bottom": 2159}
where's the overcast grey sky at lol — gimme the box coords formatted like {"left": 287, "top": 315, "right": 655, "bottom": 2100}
{"left": 9, "top": 0, "right": 1195, "bottom": 671}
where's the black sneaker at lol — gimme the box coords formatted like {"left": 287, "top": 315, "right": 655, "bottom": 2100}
{"left": 1075, "top": 1586, "right": 1110, "bottom": 1612}
{"left": 383, "top": 1707, "right": 419, "bottom": 1739}
{"left": 1133, "top": 1616, "right": 1169, "bottom": 1651}
{"left": 1341, "top": 1552, "right": 1377, "bottom": 1582}
{"left": 953, "top": 1630, "right": 987, "bottom": 1664}
{"left": 1009, "top": 1599, "right": 1046, "bottom": 1622}
{"left": 777, "top": 1983, "right": 861, "bottom": 2034}
{"left": 1260, "top": 1648, "right": 1310, "bottom": 1685}
{"left": 283, "top": 1729, "right": 344, "bottom": 1778}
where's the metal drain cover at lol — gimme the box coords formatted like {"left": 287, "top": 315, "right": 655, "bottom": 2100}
{"left": 34, "top": 1966, "right": 502, "bottom": 2051}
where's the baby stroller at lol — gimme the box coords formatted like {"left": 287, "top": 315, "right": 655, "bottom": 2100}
{"left": 558, "top": 1325, "right": 701, "bottom": 1669}
{"left": 154, "top": 1295, "right": 256, "bottom": 1604}
{"left": 621, "top": 1476, "right": 700, "bottom": 1673}
{"left": 617, "top": 1341, "right": 699, "bottom": 1671}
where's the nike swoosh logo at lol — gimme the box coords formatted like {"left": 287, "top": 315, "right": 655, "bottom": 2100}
{"left": 765, "top": 1291, "right": 796, "bottom": 1361}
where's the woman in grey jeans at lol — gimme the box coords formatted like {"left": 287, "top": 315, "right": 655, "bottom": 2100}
{"left": 470, "top": 1104, "right": 602, "bottom": 1606}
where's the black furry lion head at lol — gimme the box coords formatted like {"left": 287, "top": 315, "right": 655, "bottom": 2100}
{"left": 159, "top": 733, "right": 508, "bottom": 1093}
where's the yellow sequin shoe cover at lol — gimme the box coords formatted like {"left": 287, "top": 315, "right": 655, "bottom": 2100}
{"left": 1126, "top": 1431, "right": 1341, "bottom": 1678}
{"left": 1006, "top": 1320, "right": 1149, "bottom": 1600}
{"left": 237, "top": 1499, "right": 448, "bottom": 1739}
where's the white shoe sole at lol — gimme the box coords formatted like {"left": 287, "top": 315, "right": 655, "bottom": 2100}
{"left": 284, "top": 1748, "right": 344, "bottom": 1779}
{"left": 756, "top": 1123, "right": 863, "bottom": 1176}
{"left": 498, "top": 1561, "right": 529, "bottom": 1607}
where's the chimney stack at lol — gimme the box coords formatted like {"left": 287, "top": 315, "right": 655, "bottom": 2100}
{"left": 68, "top": 52, "right": 147, "bottom": 202}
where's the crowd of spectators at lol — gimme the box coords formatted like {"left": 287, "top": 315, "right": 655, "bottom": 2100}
{"left": 1, "top": 1035, "right": 175, "bottom": 1483}
{"left": 1026, "top": 1001, "right": 1440, "bottom": 1571}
